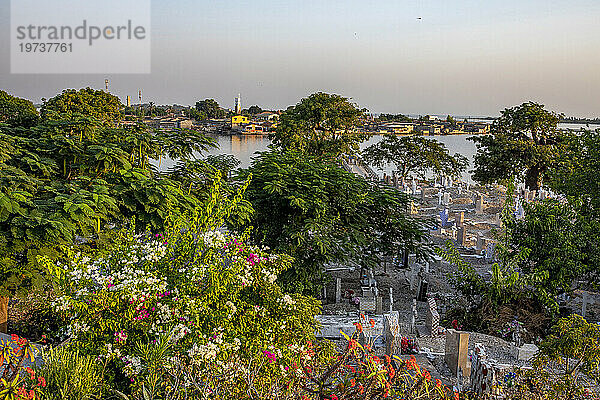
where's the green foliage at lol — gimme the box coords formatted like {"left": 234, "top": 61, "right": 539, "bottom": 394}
{"left": 188, "top": 108, "right": 207, "bottom": 121}
{"left": 42, "top": 177, "right": 321, "bottom": 399}
{"left": 0, "top": 111, "right": 217, "bottom": 296}
{"left": 549, "top": 129, "right": 600, "bottom": 218}
{"left": 532, "top": 314, "right": 600, "bottom": 397}
{"left": 37, "top": 347, "right": 106, "bottom": 400}
{"left": 247, "top": 105, "right": 263, "bottom": 115}
{"left": 239, "top": 149, "right": 429, "bottom": 294}
{"left": 376, "top": 113, "right": 412, "bottom": 123}
{"left": 195, "top": 99, "right": 226, "bottom": 119}
{"left": 502, "top": 199, "right": 591, "bottom": 311}
{"left": 0, "top": 91, "right": 39, "bottom": 128}
{"left": 41, "top": 88, "right": 123, "bottom": 124}
{"left": 470, "top": 102, "right": 566, "bottom": 190}
{"left": 362, "top": 134, "right": 468, "bottom": 180}
{"left": 0, "top": 334, "right": 44, "bottom": 400}
{"left": 271, "top": 92, "right": 367, "bottom": 157}
{"left": 204, "top": 154, "right": 241, "bottom": 179}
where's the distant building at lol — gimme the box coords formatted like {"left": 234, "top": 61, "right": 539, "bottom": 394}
{"left": 242, "top": 123, "right": 267, "bottom": 134}
{"left": 231, "top": 115, "right": 249, "bottom": 126}
{"left": 254, "top": 112, "right": 279, "bottom": 122}
{"left": 235, "top": 94, "right": 242, "bottom": 115}
{"left": 145, "top": 117, "right": 193, "bottom": 130}
{"left": 379, "top": 122, "right": 414, "bottom": 134}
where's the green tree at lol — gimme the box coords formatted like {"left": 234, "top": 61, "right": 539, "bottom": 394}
{"left": 0, "top": 115, "right": 217, "bottom": 298}
{"left": 446, "top": 115, "right": 456, "bottom": 126}
{"left": 362, "top": 134, "right": 468, "bottom": 180}
{"left": 247, "top": 105, "right": 263, "bottom": 115}
{"left": 549, "top": 129, "right": 600, "bottom": 218}
{"left": 0, "top": 91, "right": 39, "bottom": 127}
{"left": 271, "top": 92, "right": 367, "bottom": 157}
{"left": 502, "top": 199, "right": 592, "bottom": 311}
{"left": 188, "top": 108, "right": 207, "bottom": 121}
{"left": 470, "top": 102, "right": 566, "bottom": 190}
{"left": 533, "top": 314, "right": 600, "bottom": 396}
{"left": 41, "top": 88, "right": 123, "bottom": 124}
{"left": 238, "top": 150, "right": 428, "bottom": 294}
{"left": 376, "top": 113, "right": 412, "bottom": 123}
{"left": 195, "top": 99, "right": 226, "bottom": 119}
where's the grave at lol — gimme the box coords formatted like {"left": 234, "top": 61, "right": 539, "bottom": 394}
{"left": 426, "top": 298, "right": 440, "bottom": 336}
{"left": 457, "top": 226, "right": 467, "bottom": 247}
{"left": 517, "top": 343, "right": 538, "bottom": 361}
{"left": 335, "top": 277, "right": 342, "bottom": 303}
{"left": 384, "top": 311, "right": 401, "bottom": 355}
{"left": 475, "top": 194, "right": 484, "bottom": 214}
{"left": 444, "top": 329, "right": 470, "bottom": 378}
{"left": 360, "top": 297, "right": 377, "bottom": 314}
{"left": 455, "top": 211, "right": 464, "bottom": 227}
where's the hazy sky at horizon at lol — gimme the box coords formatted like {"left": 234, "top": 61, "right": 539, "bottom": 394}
{"left": 1, "top": 0, "right": 599, "bottom": 116}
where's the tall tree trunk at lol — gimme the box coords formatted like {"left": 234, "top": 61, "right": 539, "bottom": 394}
{"left": 524, "top": 165, "right": 542, "bottom": 191}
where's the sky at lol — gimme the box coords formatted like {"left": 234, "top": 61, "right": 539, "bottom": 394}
{"left": 1, "top": 0, "right": 599, "bottom": 117}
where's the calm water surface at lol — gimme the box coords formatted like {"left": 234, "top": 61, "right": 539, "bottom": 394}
{"left": 160, "top": 122, "right": 598, "bottom": 183}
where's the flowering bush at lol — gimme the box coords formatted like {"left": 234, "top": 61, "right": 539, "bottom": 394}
{"left": 41, "top": 178, "right": 322, "bottom": 398}
{"left": 44, "top": 222, "right": 322, "bottom": 396}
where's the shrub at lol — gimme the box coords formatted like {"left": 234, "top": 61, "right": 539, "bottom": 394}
{"left": 36, "top": 346, "right": 106, "bottom": 400}
{"left": 41, "top": 181, "right": 322, "bottom": 398}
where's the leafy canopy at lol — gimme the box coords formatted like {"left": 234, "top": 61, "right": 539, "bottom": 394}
{"left": 238, "top": 149, "right": 429, "bottom": 294}
{"left": 270, "top": 92, "right": 367, "bottom": 157}
{"left": 362, "top": 134, "right": 468, "bottom": 180}
{"left": 0, "top": 90, "right": 39, "bottom": 128}
{"left": 0, "top": 107, "right": 220, "bottom": 296}
{"left": 41, "top": 88, "right": 123, "bottom": 124}
{"left": 195, "top": 99, "right": 227, "bottom": 119}
{"left": 470, "top": 102, "right": 566, "bottom": 190}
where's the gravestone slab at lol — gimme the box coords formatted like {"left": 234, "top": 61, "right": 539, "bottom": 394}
{"left": 445, "top": 329, "right": 470, "bottom": 377}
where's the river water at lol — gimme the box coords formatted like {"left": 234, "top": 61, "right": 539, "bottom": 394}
{"left": 160, "top": 123, "right": 597, "bottom": 183}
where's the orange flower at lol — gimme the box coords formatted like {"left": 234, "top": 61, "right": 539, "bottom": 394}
{"left": 388, "top": 366, "right": 396, "bottom": 379}
{"left": 359, "top": 385, "right": 365, "bottom": 394}
{"left": 354, "top": 322, "right": 363, "bottom": 333}
{"left": 37, "top": 376, "right": 46, "bottom": 388}
{"left": 369, "top": 319, "right": 375, "bottom": 328}
{"left": 350, "top": 378, "right": 356, "bottom": 387}
{"left": 454, "top": 391, "right": 460, "bottom": 400}
{"left": 436, "top": 379, "right": 442, "bottom": 388}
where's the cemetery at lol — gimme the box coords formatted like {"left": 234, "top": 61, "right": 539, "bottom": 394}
{"left": 317, "top": 176, "right": 600, "bottom": 393}
{"left": 1, "top": 89, "right": 599, "bottom": 399}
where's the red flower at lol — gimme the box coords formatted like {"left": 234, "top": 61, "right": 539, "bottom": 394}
{"left": 38, "top": 376, "right": 47, "bottom": 387}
